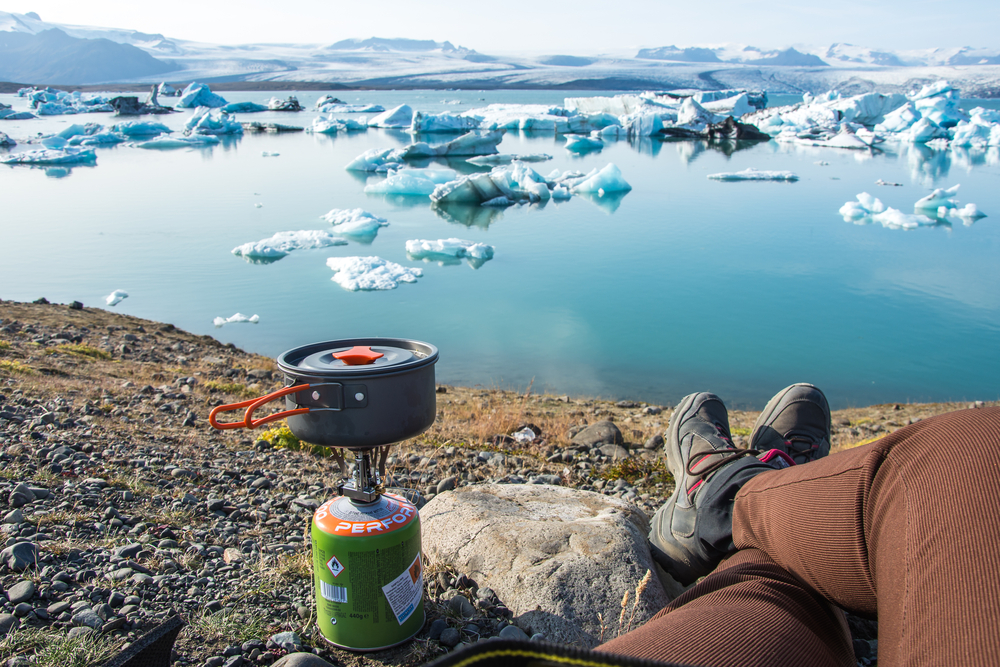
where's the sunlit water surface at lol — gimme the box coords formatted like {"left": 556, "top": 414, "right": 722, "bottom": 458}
{"left": 2, "top": 90, "right": 999, "bottom": 409}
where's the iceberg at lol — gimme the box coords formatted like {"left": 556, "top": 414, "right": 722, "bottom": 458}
{"left": 872, "top": 208, "right": 936, "bottom": 230}
{"left": 431, "top": 162, "right": 551, "bottom": 205}
{"left": 0, "top": 110, "right": 36, "bottom": 120}
{"left": 954, "top": 203, "right": 987, "bottom": 220}
{"left": 309, "top": 115, "right": 367, "bottom": 134}
{"left": 134, "top": 134, "right": 221, "bottom": 149}
{"left": 266, "top": 96, "right": 302, "bottom": 111}
{"left": 326, "top": 256, "right": 422, "bottom": 291}
{"left": 839, "top": 193, "right": 887, "bottom": 219}
{"left": 914, "top": 184, "right": 960, "bottom": 210}
{"left": 364, "top": 168, "right": 459, "bottom": 197}
{"left": 345, "top": 130, "right": 503, "bottom": 171}
{"left": 708, "top": 168, "right": 799, "bottom": 181}
{"left": 677, "top": 98, "right": 723, "bottom": 130}
{"left": 176, "top": 83, "right": 228, "bottom": 109}
{"left": 316, "top": 97, "right": 384, "bottom": 114}
{"left": 368, "top": 104, "right": 413, "bottom": 128}
{"left": 410, "top": 111, "right": 480, "bottom": 133}
{"left": 105, "top": 290, "right": 128, "bottom": 306}
{"left": 566, "top": 163, "right": 632, "bottom": 194}
{"left": 619, "top": 112, "right": 664, "bottom": 137}
{"left": 184, "top": 108, "right": 243, "bottom": 135}
{"left": 112, "top": 121, "right": 171, "bottom": 137}
{"left": 222, "top": 101, "right": 268, "bottom": 113}
{"left": 565, "top": 135, "right": 603, "bottom": 153}
{"left": 0, "top": 147, "right": 96, "bottom": 165}
{"left": 232, "top": 230, "right": 348, "bottom": 260}
{"left": 701, "top": 93, "right": 755, "bottom": 119}
{"left": 157, "top": 83, "right": 178, "bottom": 96}
{"left": 466, "top": 153, "right": 552, "bottom": 165}
{"left": 321, "top": 208, "right": 389, "bottom": 238}
{"left": 592, "top": 124, "right": 626, "bottom": 139}
{"left": 0, "top": 131, "right": 14, "bottom": 147}
{"left": 405, "top": 238, "right": 495, "bottom": 266}
{"left": 213, "top": 313, "right": 259, "bottom": 327}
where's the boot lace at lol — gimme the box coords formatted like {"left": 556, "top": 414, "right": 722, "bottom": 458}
{"left": 686, "top": 424, "right": 761, "bottom": 478}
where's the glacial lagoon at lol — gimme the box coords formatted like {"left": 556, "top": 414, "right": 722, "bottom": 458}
{"left": 1, "top": 89, "right": 998, "bottom": 409}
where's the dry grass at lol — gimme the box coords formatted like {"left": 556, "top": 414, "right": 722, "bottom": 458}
{"left": 0, "top": 359, "right": 36, "bottom": 375}
{"left": 0, "top": 625, "right": 124, "bottom": 667}
{"left": 46, "top": 344, "right": 111, "bottom": 360}
{"left": 203, "top": 380, "right": 259, "bottom": 399}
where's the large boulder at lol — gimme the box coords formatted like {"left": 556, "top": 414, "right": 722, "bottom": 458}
{"left": 571, "top": 421, "right": 624, "bottom": 448}
{"left": 421, "top": 483, "right": 672, "bottom": 648}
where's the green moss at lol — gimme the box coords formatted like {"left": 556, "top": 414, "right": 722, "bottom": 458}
{"left": 601, "top": 457, "right": 673, "bottom": 486}
{"left": 204, "top": 380, "right": 258, "bottom": 399}
{"left": 0, "top": 360, "right": 35, "bottom": 375}
{"left": 49, "top": 344, "right": 111, "bottom": 360}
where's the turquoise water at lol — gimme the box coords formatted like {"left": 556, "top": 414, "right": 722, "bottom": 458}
{"left": 1, "top": 90, "right": 998, "bottom": 408}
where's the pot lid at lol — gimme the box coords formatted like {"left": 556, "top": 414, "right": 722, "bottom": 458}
{"left": 277, "top": 338, "right": 438, "bottom": 377}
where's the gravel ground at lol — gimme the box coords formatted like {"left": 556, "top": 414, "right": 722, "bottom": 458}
{"left": 0, "top": 299, "right": 992, "bottom": 667}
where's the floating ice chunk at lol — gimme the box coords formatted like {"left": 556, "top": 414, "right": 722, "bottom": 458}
{"left": 364, "top": 168, "right": 458, "bottom": 196}
{"left": 177, "top": 83, "right": 228, "bottom": 109}
{"left": 0, "top": 147, "right": 96, "bottom": 165}
{"left": 185, "top": 108, "right": 243, "bottom": 135}
{"left": 565, "top": 135, "right": 603, "bottom": 153}
{"left": 232, "top": 230, "right": 348, "bottom": 260}
{"left": 69, "top": 131, "right": 125, "bottom": 146}
{"left": 839, "top": 193, "right": 886, "bottom": 219}
{"left": 876, "top": 179, "right": 903, "bottom": 187}
{"left": 262, "top": 151, "right": 279, "bottom": 157}
{"left": 488, "top": 162, "right": 551, "bottom": 202}
{"left": 368, "top": 104, "right": 413, "bottom": 128}
{"left": 619, "top": 112, "right": 664, "bottom": 137}
{"left": 700, "top": 93, "right": 754, "bottom": 118}
{"left": 567, "top": 164, "right": 632, "bottom": 194}
{"left": 914, "top": 184, "right": 960, "bottom": 210}
{"left": 157, "top": 83, "right": 177, "bottom": 96}
{"left": 899, "top": 117, "right": 949, "bottom": 144}
{"left": 213, "top": 313, "right": 259, "bottom": 327}
{"left": 405, "top": 238, "right": 495, "bottom": 262}
{"left": 134, "top": 134, "right": 220, "bottom": 149}
{"left": 0, "top": 110, "right": 36, "bottom": 120}
{"left": 551, "top": 185, "right": 571, "bottom": 200}
{"left": 112, "top": 121, "right": 171, "bottom": 137}
{"left": 326, "top": 257, "right": 422, "bottom": 291}
{"left": 255, "top": 203, "right": 263, "bottom": 208}
{"left": 592, "top": 124, "right": 626, "bottom": 138}
{"left": 872, "top": 208, "right": 935, "bottom": 230}
{"left": 955, "top": 203, "right": 986, "bottom": 220}
{"left": 321, "top": 208, "right": 389, "bottom": 238}
{"left": 40, "top": 136, "right": 68, "bottom": 149}
{"left": 222, "top": 101, "right": 268, "bottom": 113}
{"left": 677, "top": 98, "right": 722, "bottom": 129}
{"left": 431, "top": 162, "right": 551, "bottom": 205}
{"left": 105, "top": 290, "right": 128, "bottom": 306}
{"left": 310, "top": 115, "right": 367, "bottom": 134}
{"left": 461, "top": 103, "right": 578, "bottom": 134}
{"left": 875, "top": 102, "right": 920, "bottom": 134}
{"left": 466, "top": 153, "right": 552, "bottom": 165}
{"left": 345, "top": 148, "right": 400, "bottom": 172}
{"left": 951, "top": 119, "right": 996, "bottom": 148}
{"left": 346, "top": 131, "right": 503, "bottom": 171}
{"left": 318, "top": 100, "right": 384, "bottom": 114}
{"left": 708, "top": 168, "right": 799, "bottom": 182}
{"left": 266, "top": 96, "right": 302, "bottom": 111}
{"left": 411, "top": 111, "right": 480, "bottom": 133}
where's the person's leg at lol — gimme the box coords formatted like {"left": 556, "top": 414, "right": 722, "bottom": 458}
{"left": 602, "top": 407, "right": 1000, "bottom": 666}
{"left": 735, "top": 406, "right": 1000, "bottom": 665}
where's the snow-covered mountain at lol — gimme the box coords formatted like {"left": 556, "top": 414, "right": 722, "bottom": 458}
{"left": 1, "top": 10, "right": 999, "bottom": 96}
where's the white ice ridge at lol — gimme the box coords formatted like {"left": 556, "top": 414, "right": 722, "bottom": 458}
{"left": 184, "top": 108, "right": 243, "bottom": 135}
{"left": 213, "top": 313, "right": 259, "bottom": 327}
{"left": 135, "top": 135, "right": 220, "bottom": 149}
{"left": 914, "top": 184, "right": 960, "bottom": 210}
{"left": 562, "top": 164, "right": 633, "bottom": 194}
{"left": 231, "top": 230, "right": 349, "bottom": 260}
{"left": 315, "top": 95, "right": 384, "bottom": 114}
{"left": 707, "top": 168, "right": 799, "bottom": 182}
{"left": 176, "top": 83, "right": 228, "bottom": 109}
{"left": 0, "top": 147, "right": 96, "bottom": 165}
{"left": 17, "top": 87, "right": 112, "bottom": 115}
{"left": 321, "top": 209, "right": 390, "bottom": 237}
{"left": 111, "top": 121, "right": 171, "bottom": 137}
{"left": 105, "top": 290, "right": 128, "bottom": 307}
{"left": 345, "top": 130, "right": 504, "bottom": 172}
{"left": 364, "top": 168, "right": 458, "bottom": 197}
{"left": 326, "top": 257, "right": 422, "bottom": 291}
{"left": 405, "top": 238, "right": 495, "bottom": 261}
{"left": 368, "top": 105, "right": 414, "bottom": 128}
{"left": 309, "top": 116, "right": 367, "bottom": 134}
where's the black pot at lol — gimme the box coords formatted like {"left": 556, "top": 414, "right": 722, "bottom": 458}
{"left": 209, "top": 338, "right": 438, "bottom": 449}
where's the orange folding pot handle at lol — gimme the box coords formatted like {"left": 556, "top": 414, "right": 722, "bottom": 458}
{"left": 208, "top": 384, "right": 311, "bottom": 430}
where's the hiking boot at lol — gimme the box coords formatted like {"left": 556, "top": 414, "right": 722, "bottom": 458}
{"left": 649, "top": 392, "right": 783, "bottom": 585}
{"left": 750, "top": 383, "right": 832, "bottom": 465}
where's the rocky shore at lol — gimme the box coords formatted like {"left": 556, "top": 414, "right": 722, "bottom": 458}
{"left": 0, "top": 299, "right": 991, "bottom": 667}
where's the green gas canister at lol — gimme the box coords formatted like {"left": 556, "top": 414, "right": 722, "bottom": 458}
{"left": 311, "top": 492, "right": 424, "bottom": 651}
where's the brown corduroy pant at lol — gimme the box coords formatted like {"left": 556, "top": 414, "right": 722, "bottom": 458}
{"left": 598, "top": 407, "right": 1000, "bottom": 666}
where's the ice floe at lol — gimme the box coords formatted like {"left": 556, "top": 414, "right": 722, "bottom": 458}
{"left": 345, "top": 131, "right": 503, "bottom": 171}
{"left": 315, "top": 97, "right": 384, "bottom": 114}
{"left": 954, "top": 203, "right": 987, "bottom": 221}
{"left": 321, "top": 208, "right": 389, "bottom": 238}
{"left": 466, "top": 153, "right": 552, "bottom": 166}
{"left": 184, "top": 108, "right": 243, "bottom": 135}
{"left": 326, "top": 257, "right": 422, "bottom": 291}
{"left": 707, "top": 168, "right": 799, "bottom": 181}
{"left": 839, "top": 193, "right": 887, "bottom": 219}
{"left": 914, "top": 184, "right": 960, "bottom": 210}
{"left": 565, "top": 135, "right": 603, "bottom": 153}
{"left": 0, "top": 131, "right": 14, "bottom": 147}
{"left": 222, "top": 101, "right": 268, "bottom": 113}
{"left": 112, "top": 121, "right": 172, "bottom": 137}
{"left": 0, "top": 110, "right": 36, "bottom": 120}
{"left": 431, "top": 162, "right": 552, "bottom": 205}
{"left": 213, "top": 313, "right": 259, "bottom": 327}
{"left": 232, "top": 230, "right": 348, "bottom": 261}
{"left": 134, "top": 135, "right": 220, "bottom": 149}
{"left": 0, "top": 147, "right": 97, "bottom": 165}
{"left": 405, "top": 238, "right": 494, "bottom": 267}
{"left": 563, "top": 163, "right": 632, "bottom": 194}
{"left": 839, "top": 192, "right": 936, "bottom": 229}
{"left": 105, "top": 290, "right": 128, "bottom": 307}
{"left": 871, "top": 209, "right": 936, "bottom": 230}
{"left": 364, "top": 168, "right": 458, "bottom": 197}
{"left": 309, "top": 115, "right": 367, "bottom": 134}
{"left": 368, "top": 104, "right": 414, "bottom": 128}
{"left": 18, "top": 87, "right": 112, "bottom": 115}
{"left": 411, "top": 111, "right": 480, "bottom": 133}
{"left": 262, "top": 151, "right": 279, "bottom": 157}
{"left": 176, "top": 83, "right": 228, "bottom": 109}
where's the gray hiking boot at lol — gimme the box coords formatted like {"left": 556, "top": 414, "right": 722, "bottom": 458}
{"left": 749, "top": 383, "right": 832, "bottom": 465}
{"left": 648, "top": 392, "right": 783, "bottom": 585}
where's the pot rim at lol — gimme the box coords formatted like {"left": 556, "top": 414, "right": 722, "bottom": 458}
{"left": 277, "top": 337, "right": 438, "bottom": 379}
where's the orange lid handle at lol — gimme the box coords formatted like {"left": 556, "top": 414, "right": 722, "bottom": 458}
{"left": 333, "top": 345, "right": 384, "bottom": 366}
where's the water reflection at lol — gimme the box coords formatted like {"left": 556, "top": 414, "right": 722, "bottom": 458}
{"left": 664, "top": 138, "right": 765, "bottom": 164}
{"left": 576, "top": 190, "right": 628, "bottom": 214}
{"left": 900, "top": 143, "right": 951, "bottom": 186}
{"left": 431, "top": 201, "right": 506, "bottom": 228}
{"left": 406, "top": 253, "right": 490, "bottom": 270}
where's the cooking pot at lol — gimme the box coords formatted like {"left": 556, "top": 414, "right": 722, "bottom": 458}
{"left": 209, "top": 338, "right": 438, "bottom": 449}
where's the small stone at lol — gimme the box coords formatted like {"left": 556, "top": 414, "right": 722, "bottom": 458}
{"left": 115, "top": 543, "right": 142, "bottom": 559}
{"left": 439, "top": 627, "right": 461, "bottom": 647}
{"left": 251, "top": 477, "right": 271, "bottom": 490}
{"left": 223, "top": 548, "right": 244, "bottom": 564}
{"left": 0, "top": 613, "right": 19, "bottom": 638}
{"left": 0, "top": 542, "right": 38, "bottom": 571}
{"left": 448, "top": 594, "right": 475, "bottom": 618}
{"left": 47, "top": 601, "right": 71, "bottom": 616}
{"left": 72, "top": 609, "right": 104, "bottom": 629}
{"left": 6, "top": 580, "right": 34, "bottom": 605}
{"left": 12, "top": 602, "right": 32, "bottom": 617}
{"left": 530, "top": 633, "right": 546, "bottom": 641}
{"left": 3, "top": 509, "right": 24, "bottom": 524}
{"left": 222, "top": 657, "right": 243, "bottom": 667}
{"left": 571, "top": 421, "right": 624, "bottom": 448}
{"left": 498, "top": 625, "right": 529, "bottom": 640}
{"left": 428, "top": 618, "right": 447, "bottom": 640}
{"left": 205, "top": 600, "right": 223, "bottom": 614}
{"left": 269, "top": 631, "right": 302, "bottom": 652}
{"left": 436, "top": 476, "right": 458, "bottom": 494}
{"left": 68, "top": 626, "right": 95, "bottom": 639}
{"left": 296, "top": 605, "right": 310, "bottom": 620}
{"left": 643, "top": 434, "right": 664, "bottom": 450}
{"left": 270, "top": 654, "right": 337, "bottom": 667}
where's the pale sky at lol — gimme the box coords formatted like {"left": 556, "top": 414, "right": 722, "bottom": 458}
{"left": 3, "top": 0, "right": 997, "bottom": 54}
